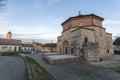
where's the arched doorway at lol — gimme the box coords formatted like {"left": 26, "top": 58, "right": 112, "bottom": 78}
{"left": 65, "top": 47, "right": 67, "bottom": 54}
{"left": 63, "top": 40, "right": 69, "bottom": 54}
{"left": 71, "top": 48, "right": 73, "bottom": 54}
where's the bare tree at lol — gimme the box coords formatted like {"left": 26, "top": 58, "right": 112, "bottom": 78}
{"left": 0, "top": 0, "right": 7, "bottom": 12}
{"left": 0, "top": 0, "right": 7, "bottom": 6}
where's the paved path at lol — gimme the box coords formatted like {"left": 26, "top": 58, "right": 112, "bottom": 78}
{"left": 0, "top": 56, "right": 28, "bottom": 80}
{"left": 27, "top": 53, "right": 120, "bottom": 80}
{"left": 90, "top": 55, "right": 120, "bottom": 68}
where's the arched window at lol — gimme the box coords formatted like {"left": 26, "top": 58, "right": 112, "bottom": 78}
{"left": 107, "top": 49, "right": 109, "bottom": 53}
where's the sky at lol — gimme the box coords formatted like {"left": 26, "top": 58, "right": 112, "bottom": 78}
{"left": 0, "top": 0, "right": 120, "bottom": 43}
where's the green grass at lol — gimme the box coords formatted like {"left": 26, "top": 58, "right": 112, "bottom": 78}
{"left": 26, "top": 57, "right": 56, "bottom": 80}
{"left": 21, "top": 51, "right": 31, "bottom": 54}
{"left": 116, "top": 67, "right": 120, "bottom": 74}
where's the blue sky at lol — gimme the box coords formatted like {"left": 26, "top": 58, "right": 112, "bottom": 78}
{"left": 0, "top": 0, "right": 120, "bottom": 43}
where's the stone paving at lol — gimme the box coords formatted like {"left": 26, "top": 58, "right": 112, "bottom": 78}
{"left": 90, "top": 55, "right": 120, "bottom": 68}
{"left": 27, "top": 53, "right": 120, "bottom": 80}
{"left": 0, "top": 56, "right": 28, "bottom": 80}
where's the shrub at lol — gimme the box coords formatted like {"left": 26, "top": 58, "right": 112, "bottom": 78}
{"left": 0, "top": 52, "right": 21, "bottom": 56}
{"left": 114, "top": 50, "right": 120, "bottom": 55}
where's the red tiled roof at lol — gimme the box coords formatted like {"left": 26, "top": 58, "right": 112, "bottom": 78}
{"left": 33, "top": 42, "right": 42, "bottom": 46}
{"left": 0, "top": 38, "right": 21, "bottom": 45}
{"left": 62, "top": 14, "right": 104, "bottom": 26}
{"left": 22, "top": 43, "right": 34, "bottom": 47}
{"left": 42, "top": 43, "right": 57, "bottom": 47}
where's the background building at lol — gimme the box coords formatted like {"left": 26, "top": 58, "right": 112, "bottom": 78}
{"left": 6, "top": 31, "right": 12, "bottom": 40}
{"left": 33, "top": 42, "right": 57, "bottom": 53}
{"left": 0, "top": 31, "right": 21, "bottom": 52}
{"left": 33, "top": 42, "right": 42, "bottom": 52}
{"left": 41, "top": 43, "right": 57, "bottom": 53}
{"left": 21, "top": 43, "right": 34, "bottom": 52}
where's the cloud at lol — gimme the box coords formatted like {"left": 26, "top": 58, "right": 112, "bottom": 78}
{"left": 103, "top": 20, "right": 120, "bottom": 37}
{"left": 103, "top": 20, "right": 120, "bottom": 25}
{"left": 47, "top": 0, "right": 61, "bottom": 4}
{"left": 0, "top": 19, "right": 60, "bottom": 42}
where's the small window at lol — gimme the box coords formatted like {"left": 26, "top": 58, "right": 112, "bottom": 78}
{"left": 19, "top": 47, "right": 21, "bottom": 51}
{"left": 85, "top": 37, "right": 88, "bottom": 42}
{"left": 107, "top": 49, "right": 109, "bottom": 53}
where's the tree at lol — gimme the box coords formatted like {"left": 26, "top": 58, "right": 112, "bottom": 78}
{"left": 0, "top": 0, "right": 7, "bottom": 6}
{"left": 0, "top": 0, "right": 7, "bottom": 12}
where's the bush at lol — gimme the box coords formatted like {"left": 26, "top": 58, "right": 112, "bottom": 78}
{"left": 1, "top": 52, "right": 21, "bottom": 56}
{"left": 114, "top": 50, "right": 120, "bottom": 55}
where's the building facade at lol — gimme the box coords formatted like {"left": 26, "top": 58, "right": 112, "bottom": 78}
{"left": 41, "top": 43, "right": 57, "bottom": 53}
{"left": 57, "top": 14, "right": 114, "bottom": 61}
{"left": 0, "top": 38, "right": 21, "bottom": 52}
{"left": 33, "top": 42, "right": 57, "bottom": 53}
{"left": 21, "top": 43, "right": 34, "bottom": 52}
{"left": 33, "top": 42, "right": 42, "bottom": 51}
{"left": 0, "top": 31, "right": 21, "bottom": 52}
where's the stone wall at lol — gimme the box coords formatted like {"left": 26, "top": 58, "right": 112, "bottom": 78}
{"left": 83, "top": 42, "right": 100, "bottom": 62}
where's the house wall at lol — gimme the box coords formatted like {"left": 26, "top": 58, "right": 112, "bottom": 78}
{"left": 93, "top": 18, "right": 102, "bottom": 27}
{"left": 33, "top": 44, "right": 42, "bottom": 51}
{"left": 22, "top": 47, "right": 34, "bottom": 52}
{"left": 71, "top": 17, "right": 92, "bottom": 27}
{"left": 41, "top": 47, "right": 57, "bottom": 52}
{"left": 0, "top": 45, "right": 21, "bottom": 52}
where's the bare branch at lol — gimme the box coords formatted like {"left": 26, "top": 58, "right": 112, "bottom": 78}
{"left": 0, "top": 0, "right": 7, "bottom": 6}
{"left": 0, "top": 0, "right": 7, "bottom": 13}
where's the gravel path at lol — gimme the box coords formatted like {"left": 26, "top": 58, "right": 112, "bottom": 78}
{"left": 0, "top": 56, "right": 28, "bottom": 80}
{"left": 27, "top": 53, "right": 120, "bottom": 80}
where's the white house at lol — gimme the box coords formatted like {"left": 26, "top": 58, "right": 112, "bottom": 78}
{"left": 21, "top": 43, "right": 34, "bottom": 52}
{"left": 0, "top": 38, "right": 22, "bottom": 52}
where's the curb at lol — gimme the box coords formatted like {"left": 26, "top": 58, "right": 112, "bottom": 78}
{"left": 21, "top": 56, "right": 33, "bottom": 80}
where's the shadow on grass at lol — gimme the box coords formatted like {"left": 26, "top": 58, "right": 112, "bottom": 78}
{"left": 116, "top": 67, "right": 120, "bottom": 74}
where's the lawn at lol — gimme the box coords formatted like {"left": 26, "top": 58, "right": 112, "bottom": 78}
{"left": 26, "top": 57, "right": 56, "bottom": 80}
{"left": 116, "top": 67, "right": 120, "bottom": 74}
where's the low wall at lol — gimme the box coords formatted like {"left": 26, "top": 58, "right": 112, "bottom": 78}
{"left": 44, "top": 54, "right": 81, "bottom": 64}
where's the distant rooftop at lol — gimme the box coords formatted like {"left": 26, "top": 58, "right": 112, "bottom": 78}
{"left": 0, "top": 38, "right": 21, "bottom": 45}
